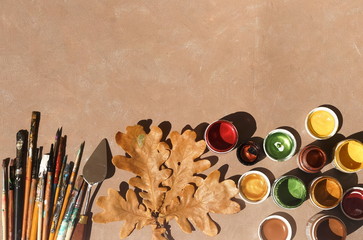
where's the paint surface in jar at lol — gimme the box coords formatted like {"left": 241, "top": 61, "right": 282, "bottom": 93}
{"left": 240, "top": 144, "right": 258, "bottom": 162}
{"left": 342, "top": 188, "right": 363, "bottom": 219}
{"left": 311, "top": 177, "right": 342, "bottom": 208}
{"left": 316, "top": 218, "right": 346, "bottom": 240}
{"left": 274, "top": 177, "right": 306, "bottom": 208}
{"left": 306, "top": 149, "right": 325, "bottom": 168}
{"left": 265, "top": 132, "right": 294, "bottom": 160}
{"left": 308, "top": 110, "right": 335, "bottom": 138}
{"left": 206, "top": 121, "right": 238, "bottom": 152}
{"left": 338, "top": 141, "right": 363, "bottom": 171}
{"left": 261, "top": 218, "right": 288, "bottom": 240}
{"left": 299, "top": 145, "right": 327, "bottom": 173}
{"left": 240, "top": 173, "right": 268, "bottom": 201}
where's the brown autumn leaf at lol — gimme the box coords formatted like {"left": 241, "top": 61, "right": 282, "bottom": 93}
{"left": 162, "top": 130, "right": 211, "bottom": 206}
{"left": 162, "top": 170, "right": 240, "bottom": 236}
{"left": 93, "top": 124, "right": 241, "bottom": 239}
{"left": 112, "top": 125, "right": 172, "bottom": 211}
{"left": 93, "top": 188, "right": 153, "bottom": 239}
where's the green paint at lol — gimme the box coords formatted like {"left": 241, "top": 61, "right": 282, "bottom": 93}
{"left": 273, "top": 176, "right": 306, "bottom": 209}
{"left": 265, "top": 132, "right": 295, "bottom": 161}
{"left": 137, "top": 134, "right": 145, "bottom": 147}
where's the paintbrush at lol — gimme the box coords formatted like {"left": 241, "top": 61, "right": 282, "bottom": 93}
{"left": 2, "top": 158, "right": 10, "bottom": 240}
{"left": 26, "top": 147, "right": 43, "bottom": 240}
{"left": 49, "top": 160, "right": 72, "bottom": 238}
{"left": 52, "top": 128, "right": 62, "bottom": 167}
{"left": 50, "top": 142, "right": 84, "bottom": 240}
{"left": 56, "top": 176, "right": 84, "bottom": 240}
{"left": 52, "top": 136, "right": 66, "bottom": 208}
{"left": 64, "top": 180, "right": 87, "bottom": 240}
{"left": 52, "top": 154, "right": 67, "bottom": 214}
{"left": 25, "top": 148, "right": 40, "bottom": 240}
{"left": 8, "top": 158, "right": 15, "bottom": 240}
{"left": 30, "top": 154, "right": 49, "bottom": 240}
{"left": 22, "top": 111, "right": 41, "bottom": 240}
{"left": 15, "top": 130, "right": 28, "bottom": 240}
{"left": 42, "top": 145, "right": 54, "bottom": 240}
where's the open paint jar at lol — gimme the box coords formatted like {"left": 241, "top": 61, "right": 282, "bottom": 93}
{"left": 309, "top": 176, "right": 343, "bottom": 210}
{"left": 305, "top": 107, "right": 339, "bottom": 140}
{"left": 306, "top": 214, "right": 347, "bottom": 240}
{"left": 332, "top": 139, "right": 363, "bottom": 173}
{"left": 204, "top": 120, "right": 238, "bottom": 153}
{"left": 238, "top": 170, "right": 270, "bottom": 204}
{"left": 340, "top": 187, "right": 363, "bottom": 220}
{"left": 263, "top": 129, "right": 297, "bottom": 161}
{"left": 272, "top": 175, "right": 306, "bottom": 209}
{"left": 236, "top": 141, "right": 261, "bottom": 165}
{"left": 258, "top": 215, "right": 292, "bottom": 240}
{"left": 297, "top": 145, "right": 326, "bottom": 173}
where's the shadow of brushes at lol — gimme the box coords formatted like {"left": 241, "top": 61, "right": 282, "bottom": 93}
{"left": 92, "top": 124, "right": 241, "bottom": 240}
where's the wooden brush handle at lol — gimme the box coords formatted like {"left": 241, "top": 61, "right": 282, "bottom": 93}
{"left": 71, "top": 215, "right": 88, "bottom": 240}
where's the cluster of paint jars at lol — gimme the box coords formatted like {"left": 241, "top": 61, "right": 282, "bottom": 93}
{"left": 204, "top": 106, "right": 363, "bottom": 240}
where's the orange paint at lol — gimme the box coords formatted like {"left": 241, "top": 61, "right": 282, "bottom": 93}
{"left": 310, "top": 176, "right": 342, "bottom": 209}
{"left": 240, "top": 173, "right": 268, "bottom": 202}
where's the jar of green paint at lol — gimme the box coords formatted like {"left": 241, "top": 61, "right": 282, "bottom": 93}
{"left": 272, "top": 175, "right": 307, "bottom": 209}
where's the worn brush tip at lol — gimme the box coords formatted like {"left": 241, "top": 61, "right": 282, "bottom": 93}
{"left": 9, "top": 158, "right": 15, "bottom": 167}
{"left": 75, "top": 175, "right": 84, "bottom": 190}
{"left": 32, "top": 111, "right": 41, "bottom": 119}
{"left": 2, "top": 158, "right": 10, "bottom": 168}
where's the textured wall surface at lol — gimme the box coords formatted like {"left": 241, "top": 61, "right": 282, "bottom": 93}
{"left": 1, "top": 1, "right": 362, "bottom": 239}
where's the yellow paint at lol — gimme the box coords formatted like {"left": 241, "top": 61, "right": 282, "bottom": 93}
{"left": 308, "top": 110, "right": 336, "bottom": 138}
{"left": 240, "top": 173, "right": 268, "bottom": 201}
{"left": 335, "top": 140, "right": 363, "bottom": 172}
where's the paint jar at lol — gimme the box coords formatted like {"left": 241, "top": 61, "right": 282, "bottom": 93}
{"left": 305, "top": 107, "right": 339, "bottom": 140}
{"left": 309, "top": 176, "right": 343, "bottom": 210}
{"left": 238, "top": 170, "right": 270, "bottom": 204}
{"left": 263, "top": 129, "right": 297, "bottom": 161}
{"left": 272, "top": 175, "right": 306, "bottom": 209}
{"left": 306, "top": 214, "right": 347, "bottom": 240}
{"left": 258, "top": 215, "right": 292, "bottom": 240}
{"left": 298, "top": 145, "right": 326, "bottom": 173}
{"left": 332, "top": 139, "right": 363, "bottom": 173}
{"left": 204, "top": 120, "right": 238, "bottom": 153}
{"left": 340, "top": 187, "right": 363, "bottom": 220}
{"left": 236, "top": 141, "right": 260, "bottom": 165}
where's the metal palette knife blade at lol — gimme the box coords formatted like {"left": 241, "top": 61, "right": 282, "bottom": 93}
{"left": 82, "top": 139, "right": 108, "bottom": 214}
{"left": 83, "top": 139, "right": 108, "bottom": 185}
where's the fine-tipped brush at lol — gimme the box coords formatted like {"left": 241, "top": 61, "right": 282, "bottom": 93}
{"left": 2, "top": 158, "right": 10, "bottom": 240}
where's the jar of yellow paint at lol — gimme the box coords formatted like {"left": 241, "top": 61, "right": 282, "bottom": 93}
{"left": 333, "top": 139, "right": 363, "bottom": 173}
{"left": 305, "top": 107, "right": 339, "bottom": 140}
{"left": 238, "top": 170, "right": 271, "bottom": 204}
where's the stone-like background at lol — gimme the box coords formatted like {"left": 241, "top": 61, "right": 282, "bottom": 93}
{"left": 1, "top": 1, "right": 362, "bottom": 239}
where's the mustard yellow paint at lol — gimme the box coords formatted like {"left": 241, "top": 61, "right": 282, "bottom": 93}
{"left": 311, "top": 177, "right": 342, "bottom": 208}
{"left": 335, "top": 140, "right": 363, "bottom": 172}
{"left": 240, "top": 173, "right": 268, "bottom": 201}
{"left": 308, "top": 110, "right": 336, "bottom": 138}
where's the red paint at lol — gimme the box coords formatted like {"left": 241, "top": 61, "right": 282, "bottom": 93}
{"left": 241, "top": 144, "right": 258, "bottom": 162}
{"left": 205, "top": 120, "right": 238, "bottom": 152}
{"left": 342, "top": 188, "right": 363, "bottom": 219}
{"left": 237, "top": 141, "right": 260, "bottom": 165}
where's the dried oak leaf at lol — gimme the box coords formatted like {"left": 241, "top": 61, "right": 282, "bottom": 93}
{"left": 93, "top": 188, "right": 153, "bottom": 239}
{"left": 94, "top": 124, "right": 241, "bottom": 240}
{"left": 112, "top": 125, "right": 172, "bottom": 211}
{"left": 163, "top": 170, "right": 240, "bottom": 236}
{"left": 162, "top": 130, "right": 211, "bottom": 207}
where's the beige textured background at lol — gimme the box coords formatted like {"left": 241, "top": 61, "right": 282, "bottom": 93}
{"left": 1, "top": 0, "right": 362, "bottom": 239}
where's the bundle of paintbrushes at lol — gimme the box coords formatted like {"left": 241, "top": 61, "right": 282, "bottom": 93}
{"left": 2, "top": 111, "right": 87, "bottom": 240}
